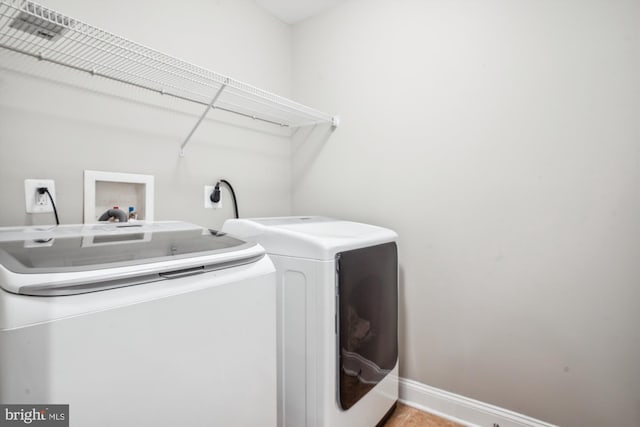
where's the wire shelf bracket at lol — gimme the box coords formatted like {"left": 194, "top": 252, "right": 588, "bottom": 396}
{"left": 180, "top": 82, "right": 227, "bottom": 157}
{"left": 0, "top": 0, "right": 339, "bottom": 155}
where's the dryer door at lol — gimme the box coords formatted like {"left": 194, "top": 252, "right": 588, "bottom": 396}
{"left": 336, "top": 241, "right": 398, "bottom": 410}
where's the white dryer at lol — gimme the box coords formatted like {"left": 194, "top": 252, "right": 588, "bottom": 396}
{"left": 0, "top": 221, "right": 277, "bottom": 427}
{"left": 222, "top": 217, "right": 399, "bottom": 427}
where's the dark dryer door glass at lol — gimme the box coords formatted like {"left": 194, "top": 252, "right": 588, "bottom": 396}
{"left": 337, "top": 242, "right": 398, "bottom": 410}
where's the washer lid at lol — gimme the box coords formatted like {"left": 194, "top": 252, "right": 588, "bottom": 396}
{"left": 0, "top": 222, "right": 264, "bottom": 295}
{"left": 222, "top": 216, "right": 397, "bottom": 260}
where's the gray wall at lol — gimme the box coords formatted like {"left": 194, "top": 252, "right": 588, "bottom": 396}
{"left": 0, "top": 0, "right": 294, "bottom": 227}
{"left": 291, "top": 1, "right": 640, "bottom": 426}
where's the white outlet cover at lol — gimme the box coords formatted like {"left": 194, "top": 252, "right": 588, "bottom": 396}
{"left": 25, "top": 179, "right": 56, "bottom": 213}
{"left": 204, "top": 185, "right": 222, "bottom": 209}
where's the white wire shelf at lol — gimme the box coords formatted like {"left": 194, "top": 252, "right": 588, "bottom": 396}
{"left": 0, "top": 0, "right": 338, "bottom": 154}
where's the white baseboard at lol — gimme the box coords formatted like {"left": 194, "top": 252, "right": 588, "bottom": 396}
{"left": 398, "top": 378, "right": 559, "bottom": 427}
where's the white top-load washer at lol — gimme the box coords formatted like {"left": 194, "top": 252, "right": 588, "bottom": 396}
{"left": 0, "top": 221, "right": 277, "bottom": 427}
{"left": 222, "top": 217, "right": 399, "bottom": 427}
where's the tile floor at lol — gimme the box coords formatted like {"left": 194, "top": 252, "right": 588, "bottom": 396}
{"left": 383, "top": 403, "right": 465, "bottom": 427}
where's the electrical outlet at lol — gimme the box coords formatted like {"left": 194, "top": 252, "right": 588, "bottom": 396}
{"left": 204, "top": 185, "right": 222, "bottom": 209}
{"left": 24, "top": 179, "right": 56, "bottom": 213}
{"left": 36, "top": 191, "right": 47, "bottom": 206}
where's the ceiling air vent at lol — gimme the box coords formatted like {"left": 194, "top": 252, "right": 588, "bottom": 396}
{"left": 9, "top": 3, "right": 72, "bottom": 42}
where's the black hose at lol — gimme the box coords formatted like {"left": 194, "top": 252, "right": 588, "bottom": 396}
{"left": 98, "top": 208, "right": 128, "bottom": 222}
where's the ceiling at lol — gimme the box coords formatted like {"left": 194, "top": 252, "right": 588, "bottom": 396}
{"left": 254, "top": 0, "right": 348, "bottom": 24}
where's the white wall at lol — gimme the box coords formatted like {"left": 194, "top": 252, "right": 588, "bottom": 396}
{"left": 291, "top": 1, "right": 640, "bottom": 426}
{"left": 0, "top": 0, "right": 293, "bottom": 227}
